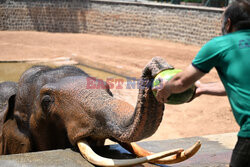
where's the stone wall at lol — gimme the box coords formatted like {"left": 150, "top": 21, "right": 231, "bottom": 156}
{"left": 0, "top": 0, "right": 90, "bottom": 33}
{"left": 0, "top": 0, "right": 224, "bottom": 45}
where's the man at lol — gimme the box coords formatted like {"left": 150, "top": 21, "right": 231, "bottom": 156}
{"left": 154, "top": 0, "right": 250, "bottom": 166}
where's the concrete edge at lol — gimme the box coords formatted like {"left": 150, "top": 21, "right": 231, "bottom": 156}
{"left": 0, "top": 132, "right": 237, "bottom": 167}
{"left": 91, "top": 0, "right": 224, "bottom": 12}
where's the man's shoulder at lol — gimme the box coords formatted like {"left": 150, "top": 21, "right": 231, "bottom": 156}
{"left": 212, "top": 30, "right": 250, "bottom": 42}
{"left": 204, "top": 30, "right": 250, "bottom": 49}
{"left": 210, "top": 33, "right": 232, "bottom": 43}
{"left": 201, "top": 35, "right": 225, "bottom": 51}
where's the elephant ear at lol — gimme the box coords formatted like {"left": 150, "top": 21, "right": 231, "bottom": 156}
{"left": 0, "top": 82, "right": 31, "bottom": 155}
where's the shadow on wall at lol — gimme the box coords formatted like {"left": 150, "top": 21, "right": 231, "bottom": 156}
{"left": 26, "top": 0, "right": 90, "bottom": 33}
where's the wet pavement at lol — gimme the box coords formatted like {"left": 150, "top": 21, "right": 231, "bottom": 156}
{"left": 0, "top": 133, "right": 236, "bottom": 167}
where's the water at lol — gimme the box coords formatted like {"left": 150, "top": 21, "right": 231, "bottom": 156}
{"left": 0, "top": 62, "right": 123, "bottom": 83}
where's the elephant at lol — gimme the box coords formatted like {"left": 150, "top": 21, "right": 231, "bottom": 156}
{"left": 0, "top": 57, "right": 201, "bottom": 166}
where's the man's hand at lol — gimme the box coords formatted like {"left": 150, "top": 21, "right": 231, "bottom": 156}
{"left": 193, "top": 81, "right": 203, "bottom": 98}
{"left": 152, "top": 78, "right": 171, "bottom": 103}
{"left": 152, "top": 65, "right": 205, "bottom": 103}
{"left": 193, "top": 81, "right": 227, "bottom": 97}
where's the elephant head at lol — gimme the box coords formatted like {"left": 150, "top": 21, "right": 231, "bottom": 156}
{"left": 27, "top": 57, "right": 171, "bottom": 150}
{"left": 0, "top": 81, "right": 31, "bottom": 154}
{"left": 0, "top": 57, "right": 201, "bottom": 166}
{"left": 0, "top": 82, "right": 17, "bottom": 132}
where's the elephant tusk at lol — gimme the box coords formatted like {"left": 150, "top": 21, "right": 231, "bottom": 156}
{"left": 120, "top": 140, "right": 201, "bottom": 164}
{"left": 77, "top": 140, "right": 184, "bottom": 167}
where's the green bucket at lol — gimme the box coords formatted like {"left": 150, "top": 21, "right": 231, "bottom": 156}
{"left": 152, "top": 69, "right": 196, "bottom": 104}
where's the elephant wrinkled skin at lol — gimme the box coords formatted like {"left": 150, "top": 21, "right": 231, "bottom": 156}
{"left": 0, "top": 57, "right": 201, "bottom": 166}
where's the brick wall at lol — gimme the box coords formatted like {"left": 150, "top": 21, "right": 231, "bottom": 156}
{"left": 0, "top": 0, "right": 224, "bottom": 45}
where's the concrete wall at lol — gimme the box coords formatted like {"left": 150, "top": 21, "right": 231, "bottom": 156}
{"left": 0, "top": 0, "right": 224, "bottom": 45}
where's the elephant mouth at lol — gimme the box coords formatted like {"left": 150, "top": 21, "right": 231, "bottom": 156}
{"left": 76, "top": 140, "right": 201, "bottom": 166}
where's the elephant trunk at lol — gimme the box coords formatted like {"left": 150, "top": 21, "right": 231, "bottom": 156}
{"left": 106, "top": 57, "right": 173, "bottom": 142}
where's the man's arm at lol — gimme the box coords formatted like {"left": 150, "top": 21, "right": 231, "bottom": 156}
{"left": 195, "top": 81, "right": 227, "bottom": 97}
{"left": 154, "top": 65, "right": 205, "bottom": 103}
{"left": 153, "top": 65, "right": 227, "bottom": 103}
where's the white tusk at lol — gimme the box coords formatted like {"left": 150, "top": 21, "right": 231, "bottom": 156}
{"left": 150, "top": 140, "right": 201, "bottom": 164}
{"left": 120, "top": 140, "right": 201, "bottom": 165}
{"left": 77, "top": 140, "right": 184, "bottom": 167}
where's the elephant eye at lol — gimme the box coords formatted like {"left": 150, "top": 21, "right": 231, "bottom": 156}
{"left": 41, "top": 95, "right": 54, "bottom": 113}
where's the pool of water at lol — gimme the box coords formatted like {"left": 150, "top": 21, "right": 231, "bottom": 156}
{"left": 0, "top": 62, "right": 123, "bottom": 83}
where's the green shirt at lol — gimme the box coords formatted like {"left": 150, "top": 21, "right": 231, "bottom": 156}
{"left": 192, "top": 30, "right": 250, "bottom": 138}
